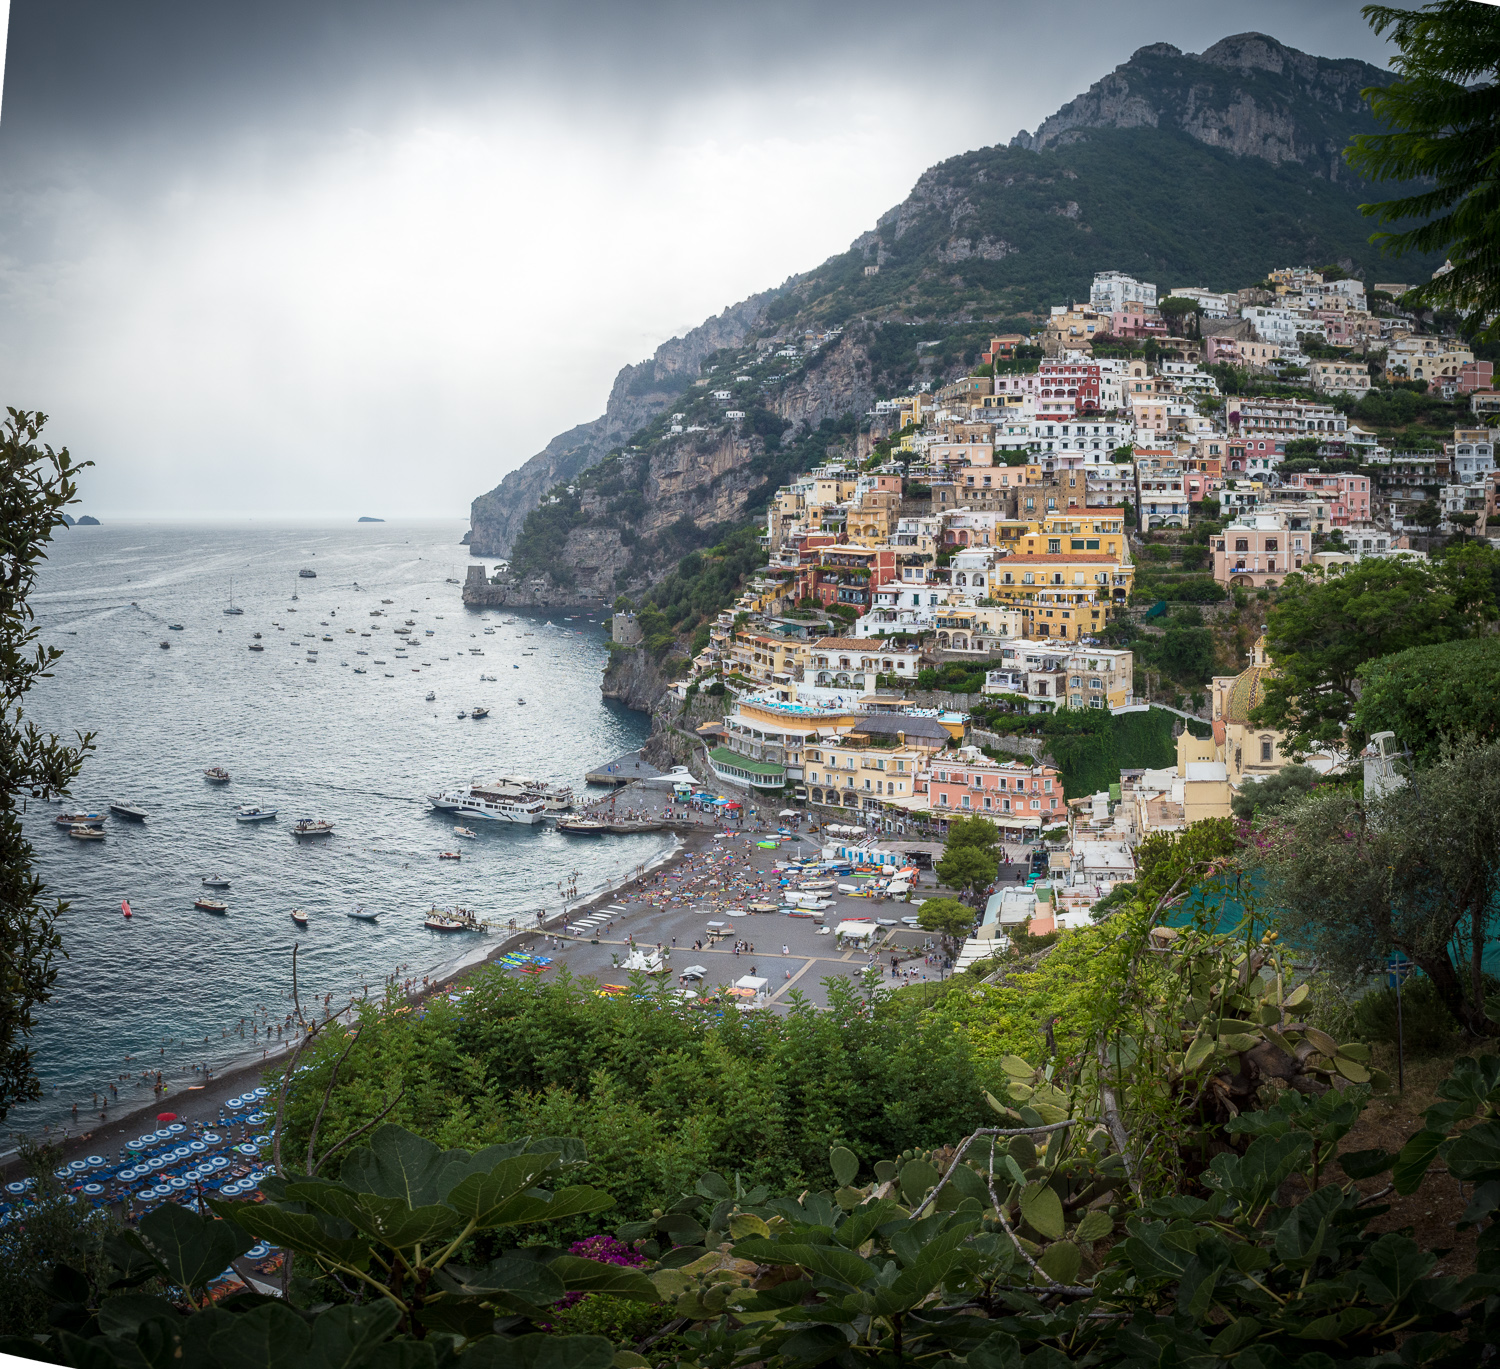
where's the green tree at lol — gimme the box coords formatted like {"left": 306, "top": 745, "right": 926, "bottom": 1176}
{"left": 1410, "top": 497, "right": 1442, "bottom": 532}
{"left": 1157, "top": 296, "right": 1202, "bottom": 337}
{"left": 1259, "top": 739, "right": 1500, "bottom": 1035}
{"left": 1251, "top": 554, "right": 1497, "bottom": 753}
{"left": 934, "top": 843, "right": 998, "bottom": 906}
{"left": 1347, "top": 1, "right": 1500, "bottom": 339}
{"left": 1156, "top": 625, "right": 1215, "bottom": 685}
{"left": 1228, "top": 763, "right": 1320, "bottom": 820}
{"left": 915, "top": 896, "right": 976, "bottom": 963}
{"left": 941, "top": 814, "right": 1000, "bottom": 855}
{"left": 1352, "top": 636, "right": 1500, "bottom": 759}
{"left": 1, "top": 410, "right": 93, "bottom": 1119}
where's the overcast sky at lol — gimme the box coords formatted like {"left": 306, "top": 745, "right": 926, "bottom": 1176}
{"left": 0, "top": 0, "right": 1402, "bottom": 520}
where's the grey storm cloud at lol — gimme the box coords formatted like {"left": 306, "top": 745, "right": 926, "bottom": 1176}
{"left": 0, "top": 0, "right": 1393, "bottom": 518}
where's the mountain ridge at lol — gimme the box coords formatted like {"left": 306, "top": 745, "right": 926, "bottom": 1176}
{"left": 468, "top": 31, "right": 1427, "bottom": 559}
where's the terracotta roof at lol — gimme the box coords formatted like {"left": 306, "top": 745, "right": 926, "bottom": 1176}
{"left": 812, "top": 637, "right": 920, "bottom": 650}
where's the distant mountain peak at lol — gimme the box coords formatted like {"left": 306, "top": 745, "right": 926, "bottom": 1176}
{"left": 1010, "top": 32, "right": 1388, "bottom": 166}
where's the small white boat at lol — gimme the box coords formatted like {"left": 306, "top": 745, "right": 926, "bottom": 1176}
{"left": 202, "top": 876, "right": 230, "bottom": 889}
{"left": 290, "top": 908, "right": 309, "bottom": 927}
{"left": 470, "top": 706, "right": 490, "bottom": 719}
{"left": 203, "top": 767, "right": 231, "bottom": 783}
{"left": 195, "top": 898, "right": 228, "bottom": 914}
{"left": 425, "top": 691, "right": 436, "bottom": 701}
{"left": 347, "top": 905, "right": 379, "bottom": 921}
{"left": 454, "top": 826, "right": 477, "bottom": 838}
{"left": 109, "top": 802, "right": 147, "bottom": 820}
{"left": 236, "top": 806, "right": 278, "bottom": 823}
{"left": 68, "top": 824, "right": 105, "bottom": 841}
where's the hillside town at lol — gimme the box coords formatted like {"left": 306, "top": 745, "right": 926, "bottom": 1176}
{"left": 611, "top": 263, "right": 1496, "bottom": 956}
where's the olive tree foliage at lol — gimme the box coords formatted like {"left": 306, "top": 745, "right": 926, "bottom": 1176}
{"left": 1256, "top": 739, "right": 1500, "bottom": 1036}
{"left": 1250, "top": 549, "right": 1498, "bottom": 755}
{"left": 0, "top": 410, "right": 93, "bottom": 1119}
{"left": 1347, "top": 1, "right": 1500, "bottom": 339}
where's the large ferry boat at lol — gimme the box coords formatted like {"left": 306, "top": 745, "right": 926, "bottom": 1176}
{"left": 426, "top": 783, "right": 548, "bottom": 825}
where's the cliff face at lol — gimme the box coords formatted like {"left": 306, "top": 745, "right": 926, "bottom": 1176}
{"left": 601, "top": 646, "right": 679, "bottom": 713}
{"left": 468, "top": 292, "right": 777, "bottom": 556}
{"left": 1010, "top": 33, "right": 1385, "bottom": 177}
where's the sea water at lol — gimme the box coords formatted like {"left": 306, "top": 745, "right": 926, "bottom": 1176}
{"left": 13, "top": 520, "right": 669, "bottom": 1135}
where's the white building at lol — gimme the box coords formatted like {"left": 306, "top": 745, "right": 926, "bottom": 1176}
{"left": 1091, "top": 270, "right": 1158, "bottom": 314}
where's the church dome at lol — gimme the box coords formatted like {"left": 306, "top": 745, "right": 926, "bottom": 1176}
{"left": 1224, "top": 665, "right": 1271, "bottom": 725}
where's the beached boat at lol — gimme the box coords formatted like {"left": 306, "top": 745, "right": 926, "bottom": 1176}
{"left": 195, "top": 898, "right": 228, "bottom": 913}
{"left": 68, "top": 824, "right": 104, "bottom": 841}
{"left": 203, "top": 767, "right": 230, "bottom": 783}
{"left": 109, "top": 802, "right": 147, "bottom": 820}
{"left": 291, "top": 818, "right": 334, "bottom": 838}
{"left": 290, "top": 909, "right": 308, "bottom": 927}
{"left": 235, "top": 806, "right": 277, "bottom": 823}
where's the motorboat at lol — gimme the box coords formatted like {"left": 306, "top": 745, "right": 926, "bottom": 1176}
{"left": 290, "top": 909, "right": 308, "bottom": 927}
{"left": 347, "top": 905, "right": 379, "bottom": 921}
{"left": 195, "top": 898, "right": 228, "bottom": 914}
{"left": 168, "top": 624, "right": 184, "bottom": 631}
{"left": 439, "top": 850, "right": 462, "bottom": 860}
{"left": 517, "top": 698, "right": 526, "bottom": 706}
{"left": 456, "top": 710, "right": 467, "bottom": 719}
{"left": 479, "top": 674, "right": 497, "bottom": 682}
{"left": 299, "top": 569, "right": 317, "bottom": 578}
{"left": 236, "top": 806, "right": 278, "bottom": 823}
{"left": 248, "top": 643, "right": 264, "bottom": 652}
{"left": 321, "top": 634, "right": 333, "bottom": 642}
{"left": 454, "top": 826, "right": 477, "bottom": 838}
{"left": 203, "top": 767, "right": 230, "bottom": 783}
{"left": 202, "top": 876, "right": 230, "bottom": 888}
{"left": 381, "top": 599, "right": 393, "bottom": 604}
{"left": 56, "top": 811, "right": 106, "bottom": 827}
{"left": 109, "top": 802, "right": 148, "bottom": 820}
{"left": 68, "top": 825, "right": 105, "bottom": 841}
{"left": 556, "top": 816, "right": 609, "bottom": 835}
{"left": 353, "top": 667, "right": 367, "bottom": 674}
{"left": 470, "top": 706, "right": 490, "bottom": 719}
{"left": 253, "top": 631, "right": 262, "bottom": 639}
{"left": 291, "top": 819, "right": 334, "bottom": 838}
{"left": 159, "top": 640, "right": 170, "bottom": 649}
{"left": 425, "top": 691, "right": 436, "bottom": 701}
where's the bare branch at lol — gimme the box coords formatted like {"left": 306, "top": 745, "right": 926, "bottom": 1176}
{"left": 1096, "top": 1041, "right": 1144, "bottom": 1201}
{"left": 310, "top": 1089, "right": 406, "bottom": 1177}
{"left": 307, "top": 1027, "right": 363, "bottom": 1175}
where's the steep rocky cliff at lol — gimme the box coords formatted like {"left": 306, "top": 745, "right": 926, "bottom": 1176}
{"left": 1010, "top": 33, "right": 1386, "bottom": 178}
{"left": 468, "top": 292, "right": 778, "bottom": 556}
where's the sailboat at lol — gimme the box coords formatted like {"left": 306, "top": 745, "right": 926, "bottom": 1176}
{"left": 291, "top": 577, "right": 299, "bottom": 602}
{"left": 223, "top": 580, "right": 244, "bottom": 616}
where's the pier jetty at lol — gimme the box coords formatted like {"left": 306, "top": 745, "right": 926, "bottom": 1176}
{"left": 585, "top": 750, "right": 662, "bottom": 787}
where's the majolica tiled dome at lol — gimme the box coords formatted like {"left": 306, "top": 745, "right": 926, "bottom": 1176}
{"left": 1223, "top": 665, "right": 1272, "bottom": 725}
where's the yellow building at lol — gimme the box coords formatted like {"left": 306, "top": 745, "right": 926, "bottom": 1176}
{"left": 1208, "top": 635, "right": 1289, "bottom": 784}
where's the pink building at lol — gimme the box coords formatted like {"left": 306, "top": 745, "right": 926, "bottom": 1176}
{"left": 927, "top": 750, "right": 1065, "bottom": 829}
{"left": 1279, "top": 470, "right": 1371, "bottom": 526}
{"left": 1458, "top": 360, "right": 1495, "bottom": 395}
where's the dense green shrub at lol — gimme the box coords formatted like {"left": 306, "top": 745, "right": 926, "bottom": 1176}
{"left": 1351, "top": 975, "right": 1461, "bottom": 1054}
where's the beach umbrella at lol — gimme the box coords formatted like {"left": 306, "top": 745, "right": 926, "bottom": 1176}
{"left": 156, "top": 1112, "right": 177, "bottom": 1122}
